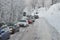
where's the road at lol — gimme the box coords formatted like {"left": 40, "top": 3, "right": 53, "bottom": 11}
{"left": 9, "top": 17, "right": 60, "bottom": 40}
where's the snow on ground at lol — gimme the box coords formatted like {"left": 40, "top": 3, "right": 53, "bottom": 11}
{"left": 45, "top": 3, "right": 60, "bottom": 33}
{"left": 38, "top": 3, "right": 60, "bottom": 33}
{"left": 38, "top": 7, "right": 48, "bottom": 17}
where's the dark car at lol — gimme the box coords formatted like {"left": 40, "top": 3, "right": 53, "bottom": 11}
{"left": 27, "top": 15, "right": 35, "bottom": 24}
{"left": 0, "top": 23, "right": 6, "bottom": 27}
{"left": 7, "top": 23, "right": 19, "bottom": 34}
{"left": 0, "top": 26, "right": 10, "bottom": 40}
{"left": 34, "top": 15, "right": 39, "bottom": 19}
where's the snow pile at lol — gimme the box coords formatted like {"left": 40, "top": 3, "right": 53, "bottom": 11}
{"left": 38, "top": 7, "right": 48, "bottom": 17}
{"left": 45, "top": 3, "right": 60, "bottom": 33}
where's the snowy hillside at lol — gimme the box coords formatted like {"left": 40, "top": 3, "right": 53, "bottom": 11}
{"left": 38, "top": 3, "right": 60, "bottom": 33}
{"left": 45, "top": 3, "right": 60, "bottom": 33}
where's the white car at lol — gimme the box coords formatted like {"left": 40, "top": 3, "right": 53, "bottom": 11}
{"left": 17, "top": 20, "right": 29, "bottom": 27}
{"left": 31, "top": 10, "right": 39, "bottom": 19}
{"left": 34, "top": 12, "right": 39, "bottom": 19}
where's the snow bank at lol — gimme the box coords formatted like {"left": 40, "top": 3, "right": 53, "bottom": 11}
{"left": 45, "top": 3, "right": 60, "bottom": 33}
{"left": 38, "top": 7, "right": 48, "bottom": 17}
{"left": 38, "top": 3, "right": 60, "bottom": 33}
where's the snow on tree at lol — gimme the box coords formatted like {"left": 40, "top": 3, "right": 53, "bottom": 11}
{"left": 0, "top": 0, "right": 25, "bottom": 23}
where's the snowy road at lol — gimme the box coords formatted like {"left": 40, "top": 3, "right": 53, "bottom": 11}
{"left": 9, "top": 17, "right": 60, "bottom": 40}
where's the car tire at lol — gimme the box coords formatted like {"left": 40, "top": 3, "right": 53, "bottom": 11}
{"left": 11, "top": 30, "right": 15, "bottom": 34}
{"left": 8, "top": 37, "right": 10, "bottom": 39}
{"left": 7, "top": 36, "right": 10, "bottom": 39}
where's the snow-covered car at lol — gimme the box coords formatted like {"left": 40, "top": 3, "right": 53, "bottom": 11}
{"left": 30, "top": 16, "right": 35, "bottom": 22}
{"left": 17, "top": 20, "right": 29, "bottom": 27}
{"left": 28, "top": 19, "right": 33, "bottom": 24}
{"left": 31, "top": 10, "right": 39, "bottom": 19}
{"left": 34, "top": 12, "right": 39, "bottom": 19}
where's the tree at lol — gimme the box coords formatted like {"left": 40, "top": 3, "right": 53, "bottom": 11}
{"left": 0, "top": 0, "right": 25, "bottom": 23}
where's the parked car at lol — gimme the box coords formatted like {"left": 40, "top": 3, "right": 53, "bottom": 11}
{"left": 7, "top": 23, "right": 19, "bottom": 34}
{"left": 30, "top": 16, "right": 35, "bottom": 22}
{"left": 27, "top": 15, "right": 35, "bottom": 24}
{"left": 28, "top": 19, "right": 33, "bottom": 24}
{"left": 13, "top": 24, "right": 20, "bottom": 32}
{"left": 17, "top": 19, "right": 29, "bottom": 27}
{"left": 0, "top": 26, "right": 10, "bottom": 40}
{"left": 0, "top": 23, "right": 6, "bottom": 27}
{"left": 34, "top": 12, "right": 39, "bottom": 19}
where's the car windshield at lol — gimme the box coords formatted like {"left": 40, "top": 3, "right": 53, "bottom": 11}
{"left": 19, "top": 20, "right": 26, "bottom": 22}
{"left": 0, "top": 26, "right": 8, "bottom": 32}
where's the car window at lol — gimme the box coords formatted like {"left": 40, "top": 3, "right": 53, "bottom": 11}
{"left": 1, "top": 27, "right": 9, "bottom": 32}
{"left": 7, "top": 23, "right": 14, "bottom": 26}
{"left": 19, "top": 20, "right": 26, "bottom": 22}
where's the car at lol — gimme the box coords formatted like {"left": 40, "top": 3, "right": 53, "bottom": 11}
{"left": 0, "top": 26, "right": 10, "bottom": 40}
{"left": 7, "top": 23, "right": 19, "bottom": 34}
{"left": 34, "top": 12, "right": 39, "bottom": 19}
{"left": 17, "top": 19, "right": 29, "bottom": 27}
{"left": 34, "top": 15, "right": 39, "bottom": 19}
{"left": 0, "top": 23, "right": 6, "bottom": 27}
{"left": 27, "top": 15, "right": 35, "bottom": 24}
{"left": 13, "top": 24, "right": 20, "bottom": 32}
{"left": 30, "top": 16, "right": 35, "bottom": 22}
